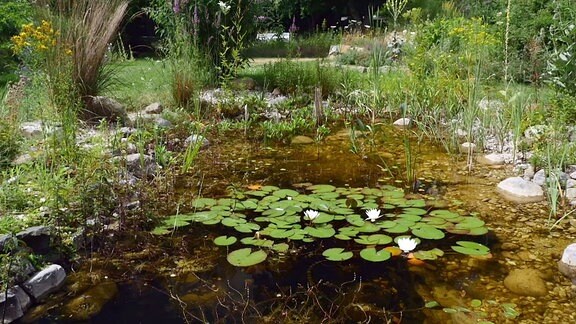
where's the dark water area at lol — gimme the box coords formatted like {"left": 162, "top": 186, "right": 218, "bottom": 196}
{"left": 27, "top": 125, "right": 564, "bottom": 323}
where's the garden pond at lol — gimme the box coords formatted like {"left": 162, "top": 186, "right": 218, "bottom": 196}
{"left": 24, "top": 124, "right": 576, "bottom": 323}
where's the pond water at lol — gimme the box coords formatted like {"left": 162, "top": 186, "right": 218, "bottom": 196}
{"left": 26, "top": 124, "right": 576, "bottom": 323}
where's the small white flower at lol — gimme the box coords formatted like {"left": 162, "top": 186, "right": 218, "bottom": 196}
{"left": 304, "top": 209, "right": 319, "bottom": 220}
{"left": 365, "top": 209, "right": 381, "bottom": 222}
{"left": 218, "top": 1, "right": 231, "bottom": 14}
{"left": 397, "top": 237, "right": 418, "bottom": 253}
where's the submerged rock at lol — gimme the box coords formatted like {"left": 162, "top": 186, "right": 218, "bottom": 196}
{"left": 496, "top": 177, "right": 545, "bottom": 203}
{"left": 63, "top": 280, "right": 118, "bottom": 321}
{"left": 291, "top": 135, "right": 314, "bottom": 145}
{"left": 477, "top": 153, "right": 508, "bottom": 165}
{"left": 558, "top": 243, "right": 576, "bottom": 284}
{"left": 503, "top": 268, "right": 548, "bottom": 297}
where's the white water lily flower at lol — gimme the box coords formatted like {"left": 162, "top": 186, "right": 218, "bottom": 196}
{"left": 365, "top": 209, "right": 382, "bottom": 222}
{"left": 304, "top": 209, "right": 319, "bottom": 220}
{"left": 397, "top": 237, "right": 418, "bottom": 253}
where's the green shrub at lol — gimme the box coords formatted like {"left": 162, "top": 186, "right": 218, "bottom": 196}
{"left": 0, "top": 0, "right": 33, "bottom": 85}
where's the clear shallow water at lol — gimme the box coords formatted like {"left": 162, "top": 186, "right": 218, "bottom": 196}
{"left": 27, "top": 124, "right": 575, "bottom": 323}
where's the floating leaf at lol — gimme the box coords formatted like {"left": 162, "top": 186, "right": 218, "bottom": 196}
{"left": 455, "top": 217, "right": 485, "bottom": 229}
{"left": 272, "top": 243, "right": 289, "bottom": 253}
{"left": 403, "top": 208, "right": 427, "bottom": 215}
{"left": 443, "top": 308, "right": 458, "bottom": 314}
{"left": 312, "top": 212, "right": 335, "bottom": 224}
{"left": 191, "top": 197, "right": 217, "bottom": 209}
{"left": 355, "top": 234, "right": 393, "bottom": 245}
{"left": 346, "top": 214, "right": 365, "bottom": 226}
{"left": 269, "top": 229, "right": 295, "bottom": 239}
{"left": 412, "top": 225, "right": 445, "bottom": 240}
{"left": 261, "top": 185, "right": 280, "bottom": 193}
{"left": 241, "top": 237, "right": 274, "bottom": 247}
{"left": 429, "top": 210, "right": 459, "bottom": 219}
{"left": 335, "top": 234, "right": 353, "bottom": 240}
{"left": 245, "top": 190, "right": 267, "bottom": 197}
{"left": 273, "top": 189, "right": 300, "bottom": 199}
{"left": 214, "top": 235, "right": 237, "bottom": 246}
{"left": 322, "top": 248, "right": 353, "bottom": 261}
{"left": 355, "top": 222, "right": 381, "bottom": 233}
{"left": 451, "top": 241, "right": 490, "bottom": 256}
{"left": 468, "top": 227, "right": 489, "bottom": 236}
{"left": 384, "top": 223, "right": 410, "bottom": 234}
{"left": 222, "top": 217, "right": 246, "bottom": 227}
{"left": 234, "top": 222, "right": 260, "bottom": 233}
{"left": 305, "top": 226, "right": 336, "bottom": 238}
{"left": 360, "top": 247, "right": 391, "bottom": 262}
{"left": 227, "top": 248, "right": 267, "bottom": 267}
{"left": 425, "top": 301, "right": 440, "bottom": 308}
{"left": 413, "top": 248, "right": 444, "bottom": 260}
{"left": 308, "top": 184, "right": 336, "bottom": 193}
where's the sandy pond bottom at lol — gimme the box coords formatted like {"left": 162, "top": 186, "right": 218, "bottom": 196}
{"left": 25, "top": 126, "right": 576, "bottom": 323}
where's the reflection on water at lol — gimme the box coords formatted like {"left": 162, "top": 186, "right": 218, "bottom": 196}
{"left": 30, "top": 125, "right": 571, "bottom": 323}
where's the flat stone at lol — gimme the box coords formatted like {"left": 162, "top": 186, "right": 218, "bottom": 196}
{"left": 0, "top": 285, "right": 32, "bottom": 323}
{"left": 291, "top": 135, "right": 314, "bottom": 145}
{"left": 497, "top": 177, "right": 545, "bottom": 203}
{"left": 504, "top": 268, "right": 548, "bottom": 297}
{"left": 532, "top": 169, "right": 546, "bottom": 186}
{"left": 23, "top": 264, "right": 66, "bottom": 300}
{"left": 460, "top": 142, "right": 476, "bottom": 153}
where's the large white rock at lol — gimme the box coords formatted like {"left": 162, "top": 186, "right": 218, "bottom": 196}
{"left": 497, "top": 177, "right": 545, "bottom": 203}
{"left": 23, "top": 264, "right": 66, "bottom": 300}
{"left": 392, "top": 117, "right": 411, "bottom": 128}
{"left": 558, "top": 243, "right": 576, "bottom": 284}
{"left": 478, "top": 153, "right": 508, "bottom": 165}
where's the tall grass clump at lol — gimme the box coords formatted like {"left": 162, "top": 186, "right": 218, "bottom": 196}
{"left": 0, "top": 85, "right": 20, "bottom": 169}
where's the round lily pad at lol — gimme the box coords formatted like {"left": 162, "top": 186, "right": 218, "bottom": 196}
{"left": 308, "top": 184, "right": 336, "bottom": 193}
{"left": 403, "top": 207, "right": 427, "bottom": 215}
{"left": 305, "top": 226, "right": 336, "bottom": 238}
{"left": 151, "top": 226, "right": 171, "bottom": 235}
{"left": 360, "top": 247, "right": 392, "bottom": 262}
{"left": 312, "top": 212, "right": 335, "bottom": 224}
{"left": 214, "top": 235, "right": 237, "bottom": 246}
{"left": 429, "top": 210, "right": 459, "bottom": 219}
{"left": 191, "top": 197, "right": 217, "bottom": 209}
{"left": 322, "top": 248, "right": 353, "bottom": 261}
{"left": 412, "top": 225, "right": 445, "bottom": 240}
{"left": 273, "top": 189, "right": 300, "bottom": 198}
{"left": 451, "top": 241, "right": 490, "bottom": 256}
{"left": 227, "top": 248, "right": 267, "bottom": 267}
{"left": 346, "top": 214, "right": 365, "bottom": 226}
{"left": 354, "top": 234, "right": 393, "bottom": 245}
{"left": 455, "top": 216, "right": 485, "bottom": 229}
{"left": 272, "top": 243, "right": 289, "bottom": 253}
{"left": 240, "top": 237, "right": 274, "bottom": 247}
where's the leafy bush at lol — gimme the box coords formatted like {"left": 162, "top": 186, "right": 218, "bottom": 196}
{"left": 0, "top": 0, "right": 33, "bottom": 85}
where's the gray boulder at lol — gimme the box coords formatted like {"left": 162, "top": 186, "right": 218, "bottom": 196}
{"left": 0, "top": 286, "right": 31, "bottom": 323}
{"left": 16, "top": 226, "right": 51, "bottom": 254}
{"left": 23, "top": 264, "right": 66, "bottom": 300}
{"left": 497, "top": 177, "right": 545, "bottom": 203}
{"left": 503, "top": 268, "right": 548, "bottom": 297}
{"left": 19, "top": 121, "right": 43, "bottom": 139}
{"left": 143, "top": 102, "right": 163, "bottom": 114}
{"left": 83, "top": 96, "right": 128, "bottom": 124}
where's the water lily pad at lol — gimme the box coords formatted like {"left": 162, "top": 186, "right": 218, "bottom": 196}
{"left": 378, "top": 220, "right": 398, "bottom": 228}
{"left": 403, "top": 207, "right": 427, "bottom": 215}
{"left": 214, "top": 235, "right": 237, "bottom": 246}
{"left": 451, "top": 241, "right": 490, "bottom": 256}
{"left": 346, "top": 214, "right": 365, "bottom": 226}
{"left": 333, "top": 207, "right": 354, "bottom": 215}
{"left": 355, "top": 222, "right": 381, "bottom": 233}
{"left": 305, "top": 226, "right": 336, "bottom": 238}
{"left": 468, "top": 227, "right": 489, "bottom": 235}
{"left": 312, "top": 212, "right": 335, "bottom": 224}
{"left": 429, "top": 210, "right": 459, "bottom": 219}
{"left": 455, "top": 216, "right": 485, "bottom": 229}
{"left": 222, "top": 217, "right": 246, "bottom": 227}
{"left": 362, "top": 188, "right": 384, "bottom": 196}
{"left": 272, "top": 243, "right": 289, "bottom": 253}
{"left": 322, "top": 248, "right": 353, "bottom": 261}
{"left": 163, "top": 217, "right": 190, "bottom": 228}
{"left": 191, "top": 197, "right": 217, "bottom": 209}
{"left": 360, "top": 247, "right": 392, "bottom": 262}
{"left": 227, "top": 248, "right": 267, "bottom": 267}
{"left": 335, "top": 234, "right": 353, "bottom": 240}
{"left": 241, "top": 237, "right": 274, "bottom": 247}
{"left": 246, "top": 190, "right": 267, "bottom": 197}
{"left": 273, "top": 189, "right": 300, "bottom": 199}
{"left": 269, "top": 229, "right": 296, "bottom": 239}
{"left": 338, "top": 226, "right": 360, "bottom": 236}
{"left": 384, "top": 223, "right": 410, "bottom": 234}
{"left": 413, "top": 248, "right": 444, "bottom": 260}
{"left": 234, "top": 222, "right": 260, "bottom": 233}
{"left": 261, "top": 185, "right": 280, "bottom": 193}
{"left": 355, "top": 234, "right": 393, "bottom": 245}
{"left": 308, "top": 184, "right": 336, "bottom": 193}
{"left": 412, "top": 225, "right": 445, "bottom": 240}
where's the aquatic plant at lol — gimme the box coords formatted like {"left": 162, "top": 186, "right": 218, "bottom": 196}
{"left": 153, "top": 183, "right": 491, "bottom": 267}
